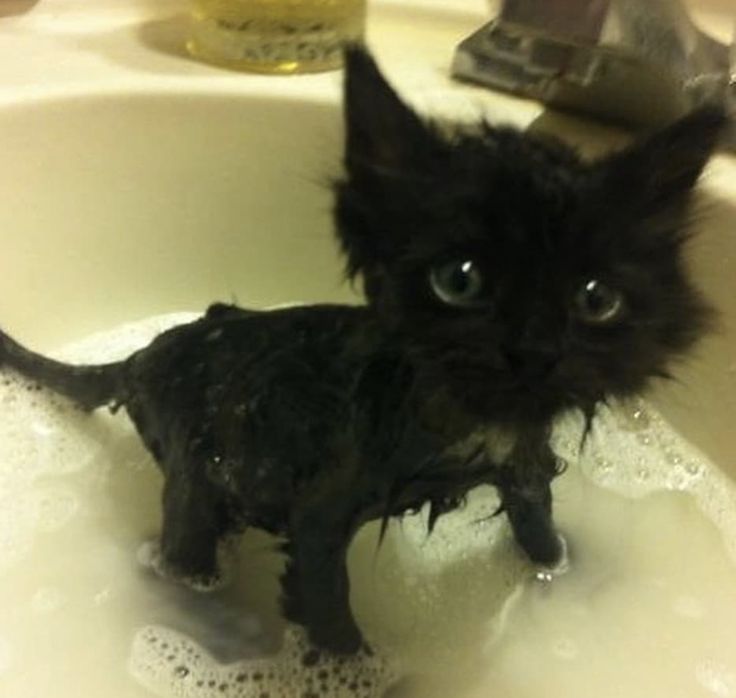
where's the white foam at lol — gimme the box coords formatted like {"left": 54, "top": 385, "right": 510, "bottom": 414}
{"left": 129, "top": 625, "right": 398, "bottom": 698}
{"left": 136, "top": 539, "right": 229, "bottom": 593}
{"left": 52, "top": 312, "right": 201, "bottom": 363}
{"left": 696, "top": 660, "right": 736, "bottom": 697}
{"left": 30, "top": 587, "right": 66, "bottom": 615}
{"left": 0, "top": 314, "right": 196, "bottom": 577}
{"left": 551, "top": 400, "right": 736, "bottom": 563}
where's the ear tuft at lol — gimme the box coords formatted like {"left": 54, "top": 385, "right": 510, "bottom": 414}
{"left": 603, "top": 105, "right": 726, "bottom": 205}
{"left": 342, "top": 46, "right": 434, "bottom": 175}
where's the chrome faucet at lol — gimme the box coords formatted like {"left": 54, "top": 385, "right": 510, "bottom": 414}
{"left": 452, "top": 0, "right": 735, "bottom": 148}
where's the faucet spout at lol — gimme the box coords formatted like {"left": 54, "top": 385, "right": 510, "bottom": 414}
{"left": 452, "top": 0, "right": 735, "bottom": 149}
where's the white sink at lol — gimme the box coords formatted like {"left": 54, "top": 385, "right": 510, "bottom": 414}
{"left": 0, "top": 1, "right": 735, "bottom": 697}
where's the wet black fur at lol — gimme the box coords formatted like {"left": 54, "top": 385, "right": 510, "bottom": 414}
{"left": 0, "top": 49, "right": 724, "bottom": 655}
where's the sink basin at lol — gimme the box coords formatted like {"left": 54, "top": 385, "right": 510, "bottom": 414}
{"left": 0, "top": 91, "right": 353, "bottom": 342}
{"left": 0, "top": 1, "right": 735, "bottom": 697}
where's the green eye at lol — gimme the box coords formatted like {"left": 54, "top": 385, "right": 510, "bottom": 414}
{"left": 574, "top": 279, "right": 625, "bottom": 325}
{"left": 429, "top": 259, "right": 485, "bottom": 307}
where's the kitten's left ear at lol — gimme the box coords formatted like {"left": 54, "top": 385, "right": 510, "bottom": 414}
{"left": 603, "top": 106, "right": 726, "bottom": 205}
{"left": 342, "top": 46, "right": 437, "bottom": 176}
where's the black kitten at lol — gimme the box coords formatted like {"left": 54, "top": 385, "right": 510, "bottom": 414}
{"left": 0, "top": 49, "right": 723, "bottom": 655}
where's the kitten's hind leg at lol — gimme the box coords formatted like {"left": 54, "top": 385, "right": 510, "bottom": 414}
{"left": 280, "top": 511, "right": 364, "bottom": 655}
{"left": 149, "top": 471, "right": 234, "bottom": 591}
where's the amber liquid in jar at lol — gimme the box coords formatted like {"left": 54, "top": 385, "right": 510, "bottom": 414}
{"left": 188, "top": 0, "right": 366, "bottom": 74}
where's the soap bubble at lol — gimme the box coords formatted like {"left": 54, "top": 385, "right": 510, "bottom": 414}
{"left": 129, "top": 624, "right": 399, "bottom": 698}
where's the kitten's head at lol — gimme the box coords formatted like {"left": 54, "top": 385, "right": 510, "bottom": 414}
{"left": 335, "top": 49, "right": 724, "bottom": 425}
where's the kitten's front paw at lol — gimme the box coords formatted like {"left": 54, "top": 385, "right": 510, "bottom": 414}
{"left": 534, "top": 534, "right": 570, "bottom": 582}
{"left": 136, "top": 539, "right": 226, "bottom": 593}
{"left": 307, "top": 619, "right": 367, "bottom": 657}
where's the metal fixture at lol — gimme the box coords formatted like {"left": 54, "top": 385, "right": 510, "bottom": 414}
{"left": 452, "top": 0, "right": 736, "bottom": 148}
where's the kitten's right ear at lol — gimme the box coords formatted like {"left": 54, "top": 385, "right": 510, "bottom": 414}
{"left": 343, "top": 46, "right": 435, "bottom": 176}
{"left": 602, "top": 106, "right": 726, "bottom": 208}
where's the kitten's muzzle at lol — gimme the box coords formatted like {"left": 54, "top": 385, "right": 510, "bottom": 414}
{"left": 502, "top": 346, "right": 562, "bottom": 382}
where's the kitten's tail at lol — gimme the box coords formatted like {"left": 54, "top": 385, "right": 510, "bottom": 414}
{"left": 0, "top": 328, "right": 124, "bottom": 411}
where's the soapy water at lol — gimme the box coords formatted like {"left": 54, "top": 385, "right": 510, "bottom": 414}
{"left": 1, "top": 313, "right": 736, "bottom": 698}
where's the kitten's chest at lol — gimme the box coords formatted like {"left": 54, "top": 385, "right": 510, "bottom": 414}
{"left": 481, "top": 424, "right": 519, "bottom": 464}
{"left": 364, "top": 421, "right": 518, "bottom": 523}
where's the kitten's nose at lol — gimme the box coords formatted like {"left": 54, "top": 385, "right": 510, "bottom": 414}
{"left": 502, "top": 347, "right": 561, "bottom": 380}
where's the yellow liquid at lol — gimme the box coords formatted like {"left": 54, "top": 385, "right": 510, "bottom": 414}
{"left": 188, "top": 0, "right": 366, "bottom": 74}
